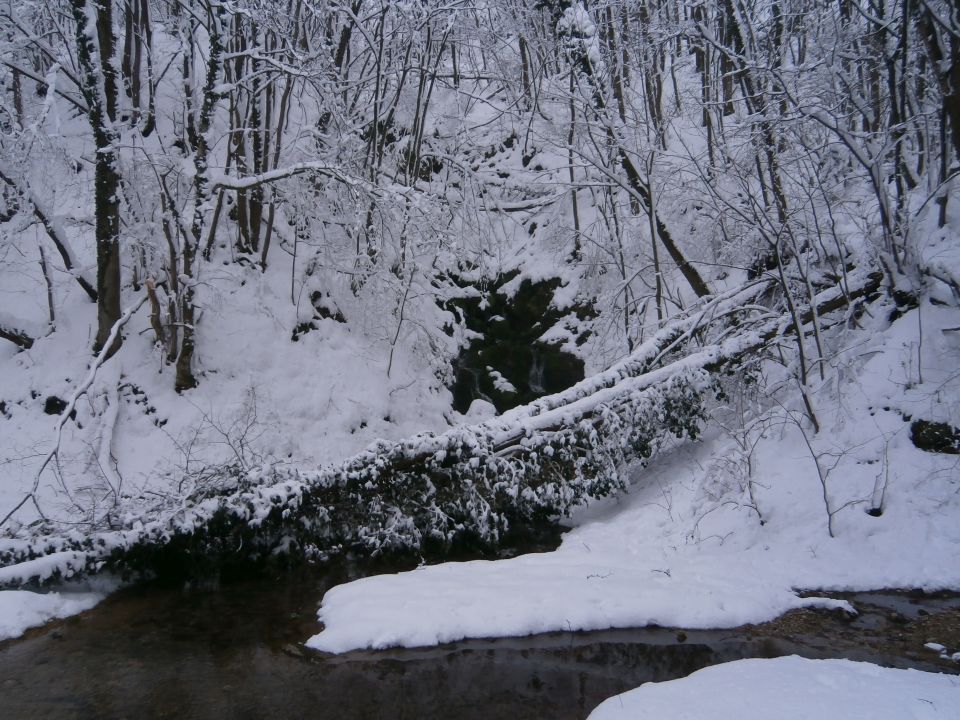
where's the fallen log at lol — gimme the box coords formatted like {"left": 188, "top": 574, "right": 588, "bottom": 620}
{"left": 0, "top": 322, "right": 34, "bottom": 350}
{"left": 0, "top": 270, "right": 884, "bottom": 586}
{"left": 0, "top": 312, "right": 48, "bottom": 350}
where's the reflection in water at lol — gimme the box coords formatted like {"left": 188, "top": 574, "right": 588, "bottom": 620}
{"left": 1, "top": 568, "right": 957, "bottom": 720}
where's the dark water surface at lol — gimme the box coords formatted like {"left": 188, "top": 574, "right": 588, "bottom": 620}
{"left": 1, "top": 565, "right": 958, "bottom": 720}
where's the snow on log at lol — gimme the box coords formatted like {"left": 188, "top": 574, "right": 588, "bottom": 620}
{"left": 0, "top": 270, "right": 884, "bottom": 586}
{"left": 0, "top": 312, "right": 46, "bottom": 349}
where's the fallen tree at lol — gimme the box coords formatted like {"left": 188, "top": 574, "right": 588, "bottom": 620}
{"left": 0, "top": 269, "right": 884, "bottom": 587}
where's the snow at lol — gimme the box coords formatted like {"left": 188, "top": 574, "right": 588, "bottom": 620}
{"left": 558, "top": 2, "right": 604, "bottom": 72}
{"left": 1, "top": 8, "right": 959, "bottom": 716}
{"left": 0, "top": 551, "right": 91, "bottom": 586}
{"left": 0, "top": 251, "right": 457, "bottom": 533}
{"left": 462, "top": 398, "right": 498, "bottom": 421}
{"left": 924, "top": 642, "right": 960, "bottom": 663}
{"left": 586, "top": 656, "right": 960, "bottom": 720}
{"left": 308, "top": 538, "right": 858, "bottom": 653}
{"left": 0, "top": 589, "right": 101, "bottom": 642}
{"left": 487, "top": 367, "right": 517, "bottom": 394}
{"left": 308, "top": 302, "right": 960, "bottom": 653}
{"left": 309, "top": 436, "right": 955, "bottom": 651}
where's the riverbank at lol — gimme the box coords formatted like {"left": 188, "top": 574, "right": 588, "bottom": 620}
{"left": 309, "top": 301, "right": 960, "bottom": 655}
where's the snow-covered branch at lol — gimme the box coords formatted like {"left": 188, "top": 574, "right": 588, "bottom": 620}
{"left": 0, "top": 163, "right": 98, "bottom": 302}
{"left": 0, "top": 293, "right": 149, "bottom": 532}
{"left": 210, "top": 163, "right": 363, "bottom": 191}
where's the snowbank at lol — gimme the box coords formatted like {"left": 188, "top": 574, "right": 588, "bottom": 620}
{"left": 0, "top": 590, "right": 101, "bottom": 642}
{"left": 307, "top": 413, "right": 958, "bottom": 653}
{"left": 307, "top": 305, "right": 960, "bottom": 653}
{"left": 587, "top": 656, "right": 960, "bottom": 719}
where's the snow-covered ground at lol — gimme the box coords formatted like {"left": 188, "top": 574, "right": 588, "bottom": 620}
{"left": 308, "top": 301, "right": 960, "bottom": 653}
{"left": 0, "top": 589, "right": 102, "bottom": 642}
{"left": 1, "top": 8, "right": 958, "bottom": 720}
{"left": 587, "top": 656, "right": 960, "bottom": 719}
{"left": 0, "top": 251, "right": 456, "bottom": 532}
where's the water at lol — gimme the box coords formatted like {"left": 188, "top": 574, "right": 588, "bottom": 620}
{"left": 1, "top": 567, "right": 958, "bottom": 719}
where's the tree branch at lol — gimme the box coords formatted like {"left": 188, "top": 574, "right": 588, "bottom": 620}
{"left": 0, "top": 317, "right": 35, "bottom": 349}
{"left": 210, "top": 162, "right": 363, "bottom": 191}
{"left": 0, "top": 163, "right": 98, "bottom": 302}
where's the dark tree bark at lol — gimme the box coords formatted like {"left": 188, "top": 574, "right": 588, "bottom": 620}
{"left": 0, "top": 322, "right": 34, "bottom": 349}
{"left": 176, "top": 0, "right": 228, "bottom": 392}
{"left": 71, "top": 0, "right": 122, "bottom": 357}
{"left": 917, "top": 8, "right": 960, "bottom": 171}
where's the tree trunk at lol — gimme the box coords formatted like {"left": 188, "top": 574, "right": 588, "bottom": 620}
{"left": 71, "top": 0, "right": 122, "bottom": 357}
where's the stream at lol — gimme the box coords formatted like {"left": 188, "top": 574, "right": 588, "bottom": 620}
{"left": 1, "top": 564, "right": 958, "bottom": 719}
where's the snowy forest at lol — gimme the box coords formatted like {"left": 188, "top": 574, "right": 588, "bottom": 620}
{"left": 0, "top": 0, "right": 959, "bottom": 717}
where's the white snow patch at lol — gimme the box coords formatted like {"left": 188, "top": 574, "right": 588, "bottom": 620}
{"left": 587, "top": 656, "right": 960, "bottom": 720}
{"left": 487, "top": 367, "right": 516, "bottom": 394}
{"left": 0, "top": 589, "right": 101, "bottom": 642}
{"left": 463, "top": 399, "right": 497, "bottom": 421}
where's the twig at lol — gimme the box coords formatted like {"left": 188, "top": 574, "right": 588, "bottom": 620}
{"left": 0, "top": 292, "right": 148, "bottom": 530}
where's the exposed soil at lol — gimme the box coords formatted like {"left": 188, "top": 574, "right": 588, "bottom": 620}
{"left": 742, "top": 591, "right": 960, "bottom": 673}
